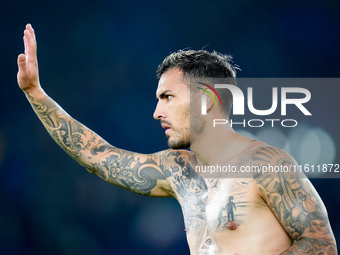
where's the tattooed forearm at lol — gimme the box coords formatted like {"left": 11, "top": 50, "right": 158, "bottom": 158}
{"left": 280, "top": 237, "right": 337, "bottom": 255}
{"left": 252, "top": 147, "right": 337, "bottom": 254}
{"left": 28, "top": 94, "right": 170, "bottom": 196}
{"left": 86, "top": 148, "right": 167, "bottom": 195}
{"left": 28, "top": 94, "right": 98, "bottom": 159}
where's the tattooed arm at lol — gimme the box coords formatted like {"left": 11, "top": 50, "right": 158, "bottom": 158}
{"left": 252, "top": 147, "right": 337, "bottom": 254}
{"left": 17, "top": 24, "right": 174, "bottom": 197}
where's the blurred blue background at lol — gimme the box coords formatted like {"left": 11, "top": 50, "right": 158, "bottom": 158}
{"left": 1, "top": 0, "right": 339, "bottom": 254}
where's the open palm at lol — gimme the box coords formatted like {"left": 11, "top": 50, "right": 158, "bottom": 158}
{"left": 17, "top": 24, "right": 40, "bottom": 93}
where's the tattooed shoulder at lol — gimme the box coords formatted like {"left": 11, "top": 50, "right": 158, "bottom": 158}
{"left": 251, "top": 146, "right": 336, "bottom": 254}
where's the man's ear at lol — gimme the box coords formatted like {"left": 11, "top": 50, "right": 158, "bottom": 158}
{"left": 205, "top": 89, "right": 216, "bottom": 113}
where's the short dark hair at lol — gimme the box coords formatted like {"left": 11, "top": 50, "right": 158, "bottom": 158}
{"left": 156, "top": 49, "right": 238, "bottom": 117}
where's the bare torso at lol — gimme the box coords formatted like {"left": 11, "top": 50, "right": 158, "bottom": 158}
{"left": 166, "top": 142, "right": 292, "bottom": 255}
{"left": 17, "top": 25, "right": 336, "bottom": 255}
{"left": 179, "top": 178, "right": 290, "bottom": 254}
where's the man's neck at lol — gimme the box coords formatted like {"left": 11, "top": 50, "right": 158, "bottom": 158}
{"left": 190, "top": 121, "right": 251, "bottom": 167}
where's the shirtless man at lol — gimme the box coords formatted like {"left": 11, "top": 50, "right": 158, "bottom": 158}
{"left": 17, "top": 24, "right": 337, "bottom": 254}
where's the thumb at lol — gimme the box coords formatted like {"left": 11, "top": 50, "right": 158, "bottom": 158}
{"left": 17, "top": 54, "right": 26, "bottom": 71}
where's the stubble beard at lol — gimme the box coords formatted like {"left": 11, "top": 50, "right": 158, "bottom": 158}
{"left": 166, "top": 104, "right": 192, "bottom": 149}
{"left": 167, "top": 108, "right": 206, "bottom": 150}
{"left": 167, "top": 119, "right": 204, "bottom": 150}
{"left": 167, "top": 127, "right": 190, "bottom": 149}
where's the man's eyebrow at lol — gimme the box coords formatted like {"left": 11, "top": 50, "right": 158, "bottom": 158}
{"left": 156, "top": 90, "right": 172, "bottom": 100}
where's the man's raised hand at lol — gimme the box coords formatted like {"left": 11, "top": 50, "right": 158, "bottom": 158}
{"left": 17, "top": 24, "right": 41, "bottom": 94}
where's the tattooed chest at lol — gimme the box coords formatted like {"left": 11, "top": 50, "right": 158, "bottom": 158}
{"left": 172, "top": 177, "right": 258, "bottom": 253}
{"left": 176, "top": 177, "right": 253, "bottom": 233}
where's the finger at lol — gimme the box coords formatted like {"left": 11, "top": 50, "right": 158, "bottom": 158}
{"left": 24, "top": 29, "right": 37, "bottom": 63}
{"left": 24, "top": 35, "right": 27, "bottom": 56}
{"left": 24, "top": 28, "right": 34, "bottom": 48}
{"left": 27, "top": 24, "right": 37, "bottom": 44}
{"left": 26, "top": 24, "right": 36, "bottom": 48}
{"left": 17, "top": 53, "right": 27, "bottom": 72}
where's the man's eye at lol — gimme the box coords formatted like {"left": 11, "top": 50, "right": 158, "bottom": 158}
{"left": 165, "top": 95, "right": 173, "bottom": 100}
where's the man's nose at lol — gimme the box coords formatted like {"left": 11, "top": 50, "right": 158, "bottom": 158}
{"left": 153, "top": 101, "right": 165, "bottom": 120}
